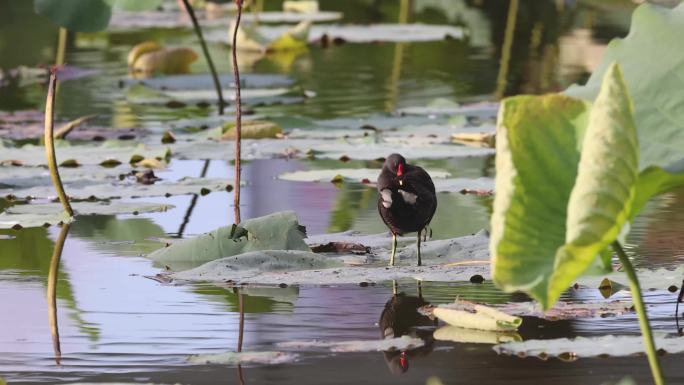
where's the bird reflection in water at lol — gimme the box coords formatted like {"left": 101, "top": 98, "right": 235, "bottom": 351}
{"left": 378, "top": 281, "right": 437, "bottom": 374}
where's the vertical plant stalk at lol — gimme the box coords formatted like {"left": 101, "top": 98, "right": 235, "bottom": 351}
{"left": 494, "top": 0, "right": 518, "bottom": 100}
{"left": 48, "top": 223, "right": 70, "bottom": 365}
{"left": 612, "top": 241, "right": 665, "bottom": 385}
{"left": 56, "top": 28, "right": 67, "bottom": 67}
{"left": 231, "top": 0, "right": 244, "bottom": 224}
{"left": 45, "top": 69, "right": 73, "bottom": 217}
{"left": 181, "top": 0, "right": 225, "bottom": 114}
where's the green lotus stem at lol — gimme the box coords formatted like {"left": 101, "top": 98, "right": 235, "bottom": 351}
{"left": 48, "top": 223, "right": 70, "bottom": 365}
{"left": 231, "top": 0, "right": 243, "bottom": 224}
{"left": 180, "top": 0, "right": 225, "bottom": 114}
{"left": 494, "top": 0, "right": 518, "bottom": 100}
{"left": 56, "top": 28, "right": 67, "bottom": 66}
{"left": 612, "top": 241, "right": 665, "bottom": 385}
{"left": 44, "top": 68, "right": 73, "bottom": 217}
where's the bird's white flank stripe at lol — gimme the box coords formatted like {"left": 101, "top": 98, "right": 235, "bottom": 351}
{"left": 398, "top": 189, "right": 417, "bottom": 205}
{"left": 380, "top": 189, "right": 393, "bottom": 208}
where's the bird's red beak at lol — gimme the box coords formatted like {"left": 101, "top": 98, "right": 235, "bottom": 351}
{"left": 397, "top": 164, "right": 404, "bottom": 177}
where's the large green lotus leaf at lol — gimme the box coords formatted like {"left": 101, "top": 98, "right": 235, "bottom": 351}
{"left": 490, "top": 94, "right": 588, "bottom": 307}
{"left": 0, "top": 201, "right": 173, "bottom": 229}
{"left": 34, "top": 0, "right": 112, "bottom": 32}
{"left": 548, "top": 64, "right": 639, "bottom": 306}
{"left": 565, "top": 4, "right": 684, "bottom": 177}
{"left": 149, "top": 211, "right": 311, "bottom": 270}
{"left": 493, "top": 64, "right": 640, "bottom": 308}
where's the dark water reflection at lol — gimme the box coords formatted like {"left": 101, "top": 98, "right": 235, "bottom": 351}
{"left": 2, "top": 0, "right": 684, "bottom": 384}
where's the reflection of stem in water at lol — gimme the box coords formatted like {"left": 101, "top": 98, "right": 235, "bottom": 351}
{"left": 612, "top": 241, "right": 664, "bottom": 385}
{"left": 384, "top": 0, "right": 409, "bottom": 112}
{"left": 232, "top": 1, "right": 244, "bottom": 224}
{"left": 44, "top": 68, "right": 73, "bottom": 217}
{"left": 48, "top": 223, "right": 71, "bottom": 365}
{"left": 251, "top": 0, "right": 263, "bottom": 26}
{"left": 176, "top": 160, "right": 211, "bottom": 237}
{"left": 494, "top": 0, "right": 519, "bottom": 100}
{"left": 236, "top": 289, "right": 246, "bottom": 385}
{"left": 56, "top": 28, "right": 67, "bottom": 67}
{"left": 180, "top": 0, "right": 226, "bottom": 114}
{"left": 237, "top": 290, "right": 245, "bottom": 352}
{"left": 676, "top": 280, "right": 684, "bottom": 335}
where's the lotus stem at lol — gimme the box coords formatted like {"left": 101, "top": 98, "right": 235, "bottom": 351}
{"left": 494, "top": 0, "right": 518, "bottom": 100}
{"left": 56, "top": 28, "right": 67, "bottom": 66}
{"left": 180, "top": 0, "right": 225, "bottom": 114}
{"left": 48, "top": 223, "right": 70, "bottom": 365}
{"left": 44, "top": 68, "right": 73, "bottom": 217}
{"left": 612, "top": 241, "right": 665, "bottom": 385}
{"left": 231, "top": 0, "right": 243, "bottom": 224}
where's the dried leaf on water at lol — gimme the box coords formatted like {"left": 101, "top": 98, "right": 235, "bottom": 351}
{"left": 433, "top": 326, "right": 521, "bottom": 344}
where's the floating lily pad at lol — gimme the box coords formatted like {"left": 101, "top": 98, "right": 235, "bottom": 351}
{"left": 2, "top": 177, "right": 229, "bottom": 201}
{"left": 172, "top": 231, "right": 491, "bottom": 284}
{"left": 126, "top": 83, "right": 297, "bottom": 106}
{"left": 188, "top": 351, "right": 297, "bottom": 365}
{"left": 277, "top": 168, "right": 451, "bottom": 183}
{"left": 0, "top": 201, "right": 173, "bottom": 229}
{"left": 171, "top": 137, "right": 494, "bottom": 162}
{"left": 207, "top": 23, "right": 464, "bottom": 44}
{"left": 494, "top": 334, "right": 684, "bottom": 359}
{"left": 109, "top": 10, "right": 342, "bottom": 30}
{"left": 277, "top": 335, "right": 424, "bottom": 352}
{"left": 398, "top": 100, "right": 499, "bottom": 118}
{"left": 148, "top": 211, "right": 311, "bottom": 270}
{"left": 120, "top": 73, "right": 294, "bottom": 91}
{"left": 0, "top": 141, "right": 168, "bottom": 167}
{"left": 496, "top": 300, "right": 634, "bottom": 321}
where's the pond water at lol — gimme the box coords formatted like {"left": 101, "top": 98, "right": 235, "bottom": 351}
{"left": 1, "top": 1, "right": 684, "bottom": 384}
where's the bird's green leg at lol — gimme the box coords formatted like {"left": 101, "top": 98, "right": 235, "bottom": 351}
{"left": 417, "top": 230, "right": 422, "bottom": 266}
{"left": 392, "top": 279, "right": 398, "bottom": 295}
{"left": 389, "top": 233, "right": 397, "bottom": 266}
{"left": 417, "top": 280, "right": 423, "bottom": 298}
{"left": 423, "top": 226, "right": 428, "bottom": 242}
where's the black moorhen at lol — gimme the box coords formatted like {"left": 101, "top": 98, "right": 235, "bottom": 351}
{"left": 377, "top": 153, "right": 437, "bottom": 266}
